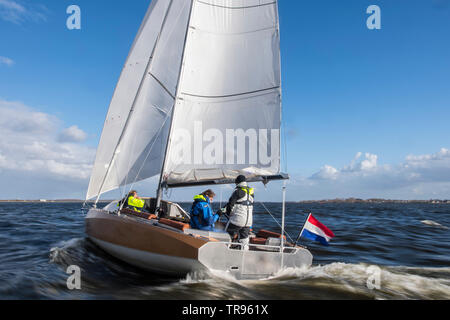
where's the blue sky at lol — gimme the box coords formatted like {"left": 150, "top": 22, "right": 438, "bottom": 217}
{"left": 0, "top": 0, "right": 449, "bottom": 201}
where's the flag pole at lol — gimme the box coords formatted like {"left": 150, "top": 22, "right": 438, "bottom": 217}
{"left": 294, "top": 212, "right": 311, "bottom": 247}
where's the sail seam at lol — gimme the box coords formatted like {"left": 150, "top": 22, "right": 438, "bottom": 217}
{"left": 196, "top": 0, "right": 276, "bottom": 10}
{"left": 153, "top": 104, "right": 169, "bottom": 116}
{"left": 149, "top": 72, "right": 176, "bottom": 99}
{"left": 181, "top": 86, "right": 280, "bottom": 99}
{"left": 189, "top": 25, "right": 277, "bottom": 36}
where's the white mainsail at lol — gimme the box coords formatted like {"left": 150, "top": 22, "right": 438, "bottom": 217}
{"left": 163, "top": 0, "right": 282, "bottom": 186}
{"left": 87, "top": 0, "right": 283, "bottom": 201}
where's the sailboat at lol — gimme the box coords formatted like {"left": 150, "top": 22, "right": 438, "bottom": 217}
{"left": 85, "top": 0, "right": 313, "bottom": 279}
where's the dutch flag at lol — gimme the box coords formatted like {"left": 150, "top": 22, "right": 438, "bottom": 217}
{"left": 300, "top": 214, "right": 335, "bottom": 246}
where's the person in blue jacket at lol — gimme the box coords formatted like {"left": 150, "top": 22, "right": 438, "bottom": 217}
{"left": 190, "top": 189, "right": 221, "bottom": 232}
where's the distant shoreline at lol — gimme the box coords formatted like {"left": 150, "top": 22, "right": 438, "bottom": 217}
{"left": 0, "top": 200, "right": 98, "bottom": 203}
{"left": 298, "top": 198, "right": 450, "bottom": 204}
{"left": 0, "top": 198, "right": 449, "bottom": 204}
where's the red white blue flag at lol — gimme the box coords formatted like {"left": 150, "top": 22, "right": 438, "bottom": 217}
{"left": 300, "top": 214, "right": 335, "bottom": 246}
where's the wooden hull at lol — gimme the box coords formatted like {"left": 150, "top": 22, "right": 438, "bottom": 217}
{"left": 86, "top": 209, "right": 208, "bottom": 275}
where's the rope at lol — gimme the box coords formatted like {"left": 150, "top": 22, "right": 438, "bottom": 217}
{"left": 164, "top": 186, "right": 173, "bottom": 199}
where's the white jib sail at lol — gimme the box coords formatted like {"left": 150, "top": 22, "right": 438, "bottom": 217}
{"left": 86, "top": 0, "right": 192, "bottom": 200}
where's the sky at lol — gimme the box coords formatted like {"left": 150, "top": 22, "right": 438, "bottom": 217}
{"left": 0, "top": 0, "right": 449, "bottom": 201}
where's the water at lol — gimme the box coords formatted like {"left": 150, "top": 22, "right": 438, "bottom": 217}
{"left": 0, "top": 202, "right": 449, "bottom": 300}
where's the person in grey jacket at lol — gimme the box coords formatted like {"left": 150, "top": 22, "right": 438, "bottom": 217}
{"left": 225, "top": 175, "right": 254, "bottom": 250}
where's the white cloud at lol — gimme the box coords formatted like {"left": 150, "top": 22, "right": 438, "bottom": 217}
{"left": 311, "top": 165, "right": 339, "bottom": 180}
{"left": 58, "top": 125, "right": 88, "bottom": 143}
{"left": 0, "top": 56, "right": 14, "bottom": 67}
{"left": 0, "top": 99, "right": 95, "bottom": 185}
{"left": 311, "top": 152, "right": 380, "bottom": 181}
{"left": 342, "top": 152, "right": 379, "bottom": 173}
{"left": 0, "top": 0, "right": 47, "bottom": 24}
{"left": 0, "top": 99, "right": 58, "bottom": 134}
{"left": 399, "top": 148, "right": 450, "bottom": 184}
{"left": 293, "top": 149, "right": 450, "bottom": 200}
{"left": 405, "top": 148, "right": 450, "bottom": 164}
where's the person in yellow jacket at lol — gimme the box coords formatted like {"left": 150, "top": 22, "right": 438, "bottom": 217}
{"left": 120, "top": 190, "right": 148, "bottom": 212}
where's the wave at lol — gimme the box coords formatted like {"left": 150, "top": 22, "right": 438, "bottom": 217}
{"left": 47, "top": 238, "right": 450, "bottom": 300}
{"left": 274, "top": 263, "right": 450, "bottom": 299}
{"left": 49, "top": 238, "right": 84, "bottom": 264}
{"left": 421, "top": 220, "right": 448, "bottom": 229}
{"left": 182, "top": 262, "right": 450, "bottom": 300}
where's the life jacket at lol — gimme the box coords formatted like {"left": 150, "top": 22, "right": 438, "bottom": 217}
{"left": 190, "top": 194, "right": 208, "bottom": 226}
{"left": 119, "top": 195, "right": 145, "bottom": 212}
{"left": 190, "top": 195, "right": 220, "bottom": 231}
{"left": 230, "top": 184, "right": 254, "bottom": 228}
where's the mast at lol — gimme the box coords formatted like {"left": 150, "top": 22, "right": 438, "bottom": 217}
{"left": 155, "top": 0, "right": 195, "bottom": 212}
{"left": 94, "top": 0, "right": 175, "bottom": 205}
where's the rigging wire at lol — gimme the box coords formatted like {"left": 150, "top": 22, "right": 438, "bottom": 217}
{"left": 121, "top": 132, "right": 140, "bottom": 201}
{"left": 219, "top": 185, "right": 223, "bottom": 209}
{"left": 164, "top": 186, "right": 173, "bottom": 199}
{"left": 123, "top": 105, "right": 175, "bottom": 201}
{"left": 257, "top": 200, "right": 295, "bottom": 244}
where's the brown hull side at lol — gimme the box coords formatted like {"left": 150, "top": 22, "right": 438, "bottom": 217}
{"left": 86, "top": 210, "right": 207, "bottom": 260}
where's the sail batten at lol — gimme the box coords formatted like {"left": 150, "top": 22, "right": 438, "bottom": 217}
{"left": 196, "top": 0, "right": 276, "bottom": 10}
{"left": 180, "top": 86, "right": 280, "bottom": 99}
{"left": 149, "top": 72, "right": 176, "bottom": 99}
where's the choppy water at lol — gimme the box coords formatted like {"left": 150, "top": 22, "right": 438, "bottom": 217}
{"left": 0, "top": 202, "right": 449, "bottom": 300}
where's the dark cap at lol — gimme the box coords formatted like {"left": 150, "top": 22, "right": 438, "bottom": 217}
{"left": 235, "top": 175, "right": 247, "bottom": 185}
